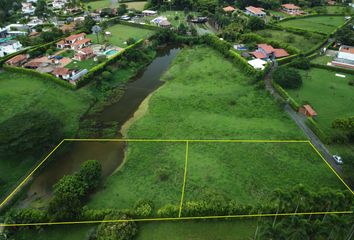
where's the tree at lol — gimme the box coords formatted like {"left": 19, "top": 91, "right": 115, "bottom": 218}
{"left": 336, "top": 24, "right": 354, "bottom": 46}
{"left": 91, "top": 25, "right": 102, "bottom": 43}
{"left": 35, "top": 0, "right": 51, "bottom": 18}
{"left": 290, "top": 56, "right": 311, "bottom": 70}
{"left": 247, "top": 16, "right": 265, "bottom": 31}
{"left": 0, "top": 111, "right": 62, "bottom": 157}
{"left": 81, "top": 15, "right": 96, "bottom": 33}
{"left": 77, "top": 160, "right": 102, "bottom": 191}
{"left": 96, "top": 213, "right": 138, "bottom": 240}
{"left": 117, "top": 3, "right": 128, "bottom": 15}
{"left": 273, "top": 67, "right": 302, "bottom": 89}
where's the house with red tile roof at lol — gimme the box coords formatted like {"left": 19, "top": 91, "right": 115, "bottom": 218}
{"left": 250, "top": 44, "right": 289, "bottom": 60}
{"left": 73, "top": 47, "right": 94, "bottom": 61}
{"left": 281, "top": 4, "right": 302, "bottom": 14}
{"left": 223, "top": 6, "right": 236, "bottom": 12}
{"left": 52, "top": 67, "right": 76, "bottom": 80}
{"left": 332, "top": 45, "right": 354, "bottom": 69}
{"left": 56, "top": 33, "right": 91, "bottom": 50}
{"left": 245, "top": 6, "right": 266, "bottom": 17}
{"left": 299, "top": 105, "right": 317, "bottom": 117}
{"left": 5, "top": 54, "right": 29, "bottom": 66}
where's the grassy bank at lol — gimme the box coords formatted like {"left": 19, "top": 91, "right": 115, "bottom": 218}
{"left": 0, "top": 71, "right": 93, "bottom": 198}
{"left": 84, "top": 0, "right": 147, "bottom": 11}
{"left": 87, "top": 46, "right": 345, "bottom": 214}
{"left": 278, "top": 16, "right": 346, "bottom": 34}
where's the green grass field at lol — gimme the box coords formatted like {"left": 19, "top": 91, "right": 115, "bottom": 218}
{"left": 287, "top": 68, "right": 354, "bottom": 133}
{"left": 86, "top": 46, "right": 345, "bottom": 214}
{"left": 84, "top": 0, "right": 147, "bottom": 10}
{"left": 278, "top": 16, "right": 346, "bottom": 34}
{"left": 0, "top": 71, "right": 93, "bottom": 198}
{"left": 256, "top": 29, "right": 324, "bottom": 52}
{"left": 308, "top": 6, "right": 353, "bottom": 15}
{"left": 87, "top": 24, "right": 154, "bottom": 48}
{"left": 66, "top": 58, "right": 96, "bottom": 71}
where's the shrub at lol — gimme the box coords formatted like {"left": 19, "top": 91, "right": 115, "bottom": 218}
{"left": 101, "top": 71, "right": 112, "bottom": 81}
{"left": 96, "top": 213, "right": 137, "bottom": 240}
{"left": 290, "top": 56, "right": 311, "bottom": 70}
{"left": 273, "top": 67, "right": 302, "bottom": 89}
{"left": 134, "top": 200, "right": 153, "bottom": 217}
{"left": 126, "top": 37, "right": 136, "bottom": 45}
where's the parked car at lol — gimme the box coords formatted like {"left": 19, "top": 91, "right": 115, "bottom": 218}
{"left": 333, "top": 155, "right": 343, "bottom": 164}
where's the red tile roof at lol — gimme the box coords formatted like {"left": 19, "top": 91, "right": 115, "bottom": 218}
{"left": 65, "top": 33, "right": 86, "bottom": 41}
{"left": 72, "top": 38, "right": 91, "bottom": 46}
{"left": 52, "top": 67, "right": 70, "bottom": 76}
{"left": 6, "top": 54, "right": 28, "bottom": 64}
{"left": 282, "top": 4, "right": 300, "bottom": 9}
{"left": 250, "top": 51, "right": 267, "bottom": 59}
{"left": 223, "top": 6, "right": 236, "bottom": 12}
{"left": 56, "top": 40, "right": 65, "bottom": 45}
{"left": 273, "top": 48, "right": 289, "bottom": 58}
{"left": 258, "top": 44, "right": 275, "bottom": 54}
{"left": 80, "top": 47, "right": 93, "bottom": 54}
{"left": 303, "top": 105, "right": 317, "bottom": 117}
{"left": 246, "top": 6, "right": 265, "bottom": 15}
{"left": 339, "top": 46, "right": 354, "bottom": 54}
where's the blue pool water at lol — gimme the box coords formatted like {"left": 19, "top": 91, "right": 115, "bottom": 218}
{"left": 105, "top": 49, "right": 119, "bottom": 56}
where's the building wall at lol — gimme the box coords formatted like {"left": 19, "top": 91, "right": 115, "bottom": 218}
{"left": 338, "top": 52, "right": 354, "bottom": 61}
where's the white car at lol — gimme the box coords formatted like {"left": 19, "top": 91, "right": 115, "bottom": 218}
{"left": 333, "top": 155, "right": 343, "bottom": 164}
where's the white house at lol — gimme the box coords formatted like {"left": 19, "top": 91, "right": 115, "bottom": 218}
{"left": 245, "top": 6, "right": 266, "bottom": 17}
{"left": 142, "top": 10, "right": 157, "bottom": 16}
{"left": 0, "top": 40, "right": 23, "bottom": 56}
{"left": 281, "top": 4, "right": 302, "bottom": 14}
{"left": 52, "top": 0, "right": 67, "bottom": 10}
{"left": 22, "top": 3, "right": 36, "bottom": 15}
{"left": 332, "top": 45, "right": 354, "bottom": 69}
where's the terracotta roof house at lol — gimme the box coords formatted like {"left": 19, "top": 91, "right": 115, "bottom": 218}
{"left": 60, "top": 23, "right": 76, "bottom": 33}
{"left": 56, "top": 33, "right": 89, "bottom": 49}
{"left": 71, "top": 38, "right": 92, "bottom": 50}
{"left": 299, "top": 105, "right": 317, "bottom": 117}
{"left": 250, "top": 44, "right": 289, "bottom": 60}
{"left": 223, "top": 6, "right": 236, "bottom": 12}
{"left": 52, "top": 67, "right": 75, "bottom": 80}
{"left": 281, "top": 4, "right": 303, "bottom": 15}
{"left": 24, "top": 59, "right": 49, "bottom": 69}
{"left": 73, "top": 47, "right": 94, "bottom": 61}
{"left": 332, "top": 45, "right": 354, "bottom": 69}
{"left": 5, "top": 54, "right": 29, "bottom": 66}
{"left": 245, "top": 6, "right": 266, "bottom": 17}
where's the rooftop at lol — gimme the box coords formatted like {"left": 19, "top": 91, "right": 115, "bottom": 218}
{"left": 282, "top": 4, "right": 301, "bottom": 9}
{"left": 246, "top": 6, "right": 265, "bottom": 15}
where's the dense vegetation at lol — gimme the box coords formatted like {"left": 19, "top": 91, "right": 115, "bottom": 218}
{"left": 273, "top": 67, "right": 302, "bottom": 89}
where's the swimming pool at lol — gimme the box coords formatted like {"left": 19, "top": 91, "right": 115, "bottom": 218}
{"left": 104, "top": 49, "right": 119, "bottom": 56}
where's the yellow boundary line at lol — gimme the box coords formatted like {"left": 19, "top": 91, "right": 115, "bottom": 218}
{"left": 0, "top": 140, "right": 65, "bottom": 209}
{"left": 0, "top": 211, "right": 352, "bottom": 227}
{"left": 178, "top": 141, "right": 189, "bottom": 217}
{"left": 1, "top": 138, "right": 353, "bottom": 227}
{"left": 308, "top": 141, "right": 354, "bottom": 195}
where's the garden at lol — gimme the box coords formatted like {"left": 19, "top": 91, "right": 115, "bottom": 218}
{"left": 87, "top": 23, "right": 154, "bottom": 48}
{"left": 84, "top": 0, "right": 147, "bottom": 11}
{"left": 255, "top": 29, "right": 325, "bottom": 53}
{"left": 278, "top": 15, "right": 347, "bottom": 34}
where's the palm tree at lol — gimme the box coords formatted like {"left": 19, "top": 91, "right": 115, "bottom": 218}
{"left": 287, "top": 216, "right": 310, "bottom": 240}
{"left": 91, "top": 25, "right": 102, "bottom": 44}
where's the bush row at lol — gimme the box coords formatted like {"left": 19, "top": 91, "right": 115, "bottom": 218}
{"left": 76, "top": 39, "right": 144, "bottom": 87}
{"left": 3, "top": 65, "right": 75, "bottom": 90}
{"left": 310, "top": 63, "right": 354, "bottom": 75}
{"left": 306, "top": 117, "right": 330, "bottom": 144}
{"left": 271, "top": 81, "right": 300, "bottom": 111}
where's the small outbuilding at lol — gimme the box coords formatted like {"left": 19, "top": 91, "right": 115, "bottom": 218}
{"left": 223, "top": 6, "right": 236, "bottom": 12}
{"left": 299, "top": 104, "right": 317, "bottom": 117}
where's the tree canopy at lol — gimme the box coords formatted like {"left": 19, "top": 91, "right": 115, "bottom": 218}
{"left": 273, "top": 67, "right": 303, "bottom": 89}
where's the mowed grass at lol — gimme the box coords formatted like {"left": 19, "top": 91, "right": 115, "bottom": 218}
{"left": 136, "top": 220, "right": 257, "bottom": 240}
{"left": 0, "top": 71, "right": 93, "bottom": 198}
{"left": 256, "top": 29, "right": 324, "bottom": 52}
{"left": 84, "top": 0, "right": 147, "bottom": 10}
{"left": 88, "top": 142, "right": 186, "bottom": 211}
{"left": 184, "top": 142, "right": 344, "bottom": 207}
{"left": 278, "top": 16, "right": 346, "bottom": 34}
{"left": 87, "top": 24, "right": 154, "bottom": 48}
{"left": 86, "top": 46, "right": 346, "bottom": 213}
{"left": 287, "top": 68, "right": 354, "bottom": 133}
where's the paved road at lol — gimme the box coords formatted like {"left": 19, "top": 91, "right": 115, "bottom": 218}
{"left": 264, "top": 64, "right": 351, "bottom": 188}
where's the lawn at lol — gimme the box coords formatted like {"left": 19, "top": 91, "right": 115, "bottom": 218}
{"left": 256, "top": 29, "right": 324, "bottom": 52}
{"left": 84, "top": 0, "right": 147, "bottom": 11}
{"left": 87, "top": 24, "right": 154, "bottom": 48}
{"left": 136, "top": 220, "right": 257, "bottom": 240}
{"left": 87, "top": 46, "right": 346, "bottom": 214}
{"left": 66, "top": 58, "right": 96, "bottom": 71}
{"left": 278, "top": 16, "right": 346, "bottom": 34}
{"left": 311, "top": 54, "right": 334, "bottom": 65}
{"left": 0, "top": 71, "right": 93, "bottom": 199}
{"left": 308, "top": 6, "right": 353, "bottom": 15}
{"left": 287, "top": 67, "right": 354, "bottom": 133}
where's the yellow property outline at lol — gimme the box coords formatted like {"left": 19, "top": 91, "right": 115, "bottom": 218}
{"left": 0, "top": 138, "right": 353, "bottom": 227}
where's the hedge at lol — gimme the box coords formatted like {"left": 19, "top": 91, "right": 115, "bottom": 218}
{"left": 3, "top": 65, "right": 76, "bottom": 90}
{"left": 277, "top": 54, "right": 300, "bottom": 65}
{"left": 310, "top": 63, "right": 354, "bottom": 75}
{"left": 306, "top": 117, "right": 330, "bottom": 144}
{"left": 103, "top": 17, "right": 160, "bottom": 31}
{"left": 272, "top": 81, "right": 300, "bottom": 111}
{"left": 76, "top": 39, "right": 144, "bottom": 87}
